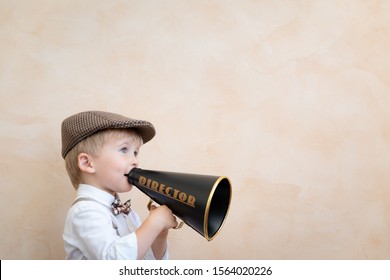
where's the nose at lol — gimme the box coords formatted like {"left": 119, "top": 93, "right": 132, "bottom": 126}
{"left": 130, "top": 155, "right": 139, "bottom": 168}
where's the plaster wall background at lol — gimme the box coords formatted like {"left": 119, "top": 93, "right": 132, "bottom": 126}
{"left": 0, "top": 0, "right": 389, "bottom": 259}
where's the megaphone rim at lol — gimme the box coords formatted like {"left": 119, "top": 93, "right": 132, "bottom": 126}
{"left": 203, "top": 175, "right": 232, "bottom": 241}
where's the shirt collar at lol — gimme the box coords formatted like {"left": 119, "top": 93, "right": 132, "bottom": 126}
{"left": 77, "top": 184, "right": 116, "bottom": 208}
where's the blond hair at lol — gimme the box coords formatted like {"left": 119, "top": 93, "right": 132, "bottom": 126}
{"left": 64, "top": 129, "right": 142, "bottom": 189}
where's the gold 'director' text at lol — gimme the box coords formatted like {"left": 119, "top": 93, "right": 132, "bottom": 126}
{"left": 138, "top": 176, "right": 196, "bottom": 207}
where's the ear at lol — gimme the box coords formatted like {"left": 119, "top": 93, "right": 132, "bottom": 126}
{"left": 77, "top": 153, "right": 96, "bottom": 174}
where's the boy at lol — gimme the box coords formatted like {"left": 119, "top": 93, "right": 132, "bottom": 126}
{"left": 61, "top": 111, "right": 177, "bottom": 260}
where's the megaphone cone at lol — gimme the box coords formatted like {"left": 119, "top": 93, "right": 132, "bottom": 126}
{"left": 126, "top": 168, "right": 232, "bottom": 241}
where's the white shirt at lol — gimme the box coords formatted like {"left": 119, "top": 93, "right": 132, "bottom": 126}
{"left": 63, "top": 184, "right": 168, "bottom": 260}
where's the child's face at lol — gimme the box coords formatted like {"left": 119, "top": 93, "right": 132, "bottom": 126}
{"left": 90, "top": 131, "right": 141, "bottom": 195}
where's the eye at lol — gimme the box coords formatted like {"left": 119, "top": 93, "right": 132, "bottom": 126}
{"left": 134, "top": 150, "right": 139, "bottom": 157}
{"left": 120, "top": 147, "right": 128, "bottom": 153}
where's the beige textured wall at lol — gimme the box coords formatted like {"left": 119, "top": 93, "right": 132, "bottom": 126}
{"left": 1, "top": 0, "right": 389, "bottom": 259}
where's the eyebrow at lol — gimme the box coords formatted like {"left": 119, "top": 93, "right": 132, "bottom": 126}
{"left": 117, "top": 140, "right": 140, "bottom": 149}
{"left": 117, "top": 140, "right": 131, "bottom": 146}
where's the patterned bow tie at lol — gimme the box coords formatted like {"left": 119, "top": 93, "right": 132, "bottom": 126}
{"left": 111, "top": 195, "right": 131, "bottom": 215}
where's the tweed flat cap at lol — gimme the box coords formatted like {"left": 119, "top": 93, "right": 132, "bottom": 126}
{"left": 61, "top": 111, "right": 155, "bottom": 158}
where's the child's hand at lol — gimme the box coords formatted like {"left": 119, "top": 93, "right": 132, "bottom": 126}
{"left": 148, "top": 204, "right": 178, "bottom": 231}
{"left": 136, "top": 204, "right": 177, "bottom": 259}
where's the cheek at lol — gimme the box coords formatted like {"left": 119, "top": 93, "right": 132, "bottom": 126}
{"left": 101, "top": 154, "right": 129, "bottom": 176}
{"left": 108, "top": 155, "right": 125, "bottom": 169}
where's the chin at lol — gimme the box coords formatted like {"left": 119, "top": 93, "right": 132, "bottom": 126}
{"left": 124, "top": 184, "right": 133, "bottom": 192}
{"left": 115, "top": 184, "right": 132, "bottom": 193}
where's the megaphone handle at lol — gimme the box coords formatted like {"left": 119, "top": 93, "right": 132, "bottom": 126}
{"left": 146, "top": 199, "right": 184, "bottom": 230}
{"left": 147, "top": 199, "right": 154, "bottom": 211}
{"left": 174, "top": 221, "right": 184, "bottom": 229}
